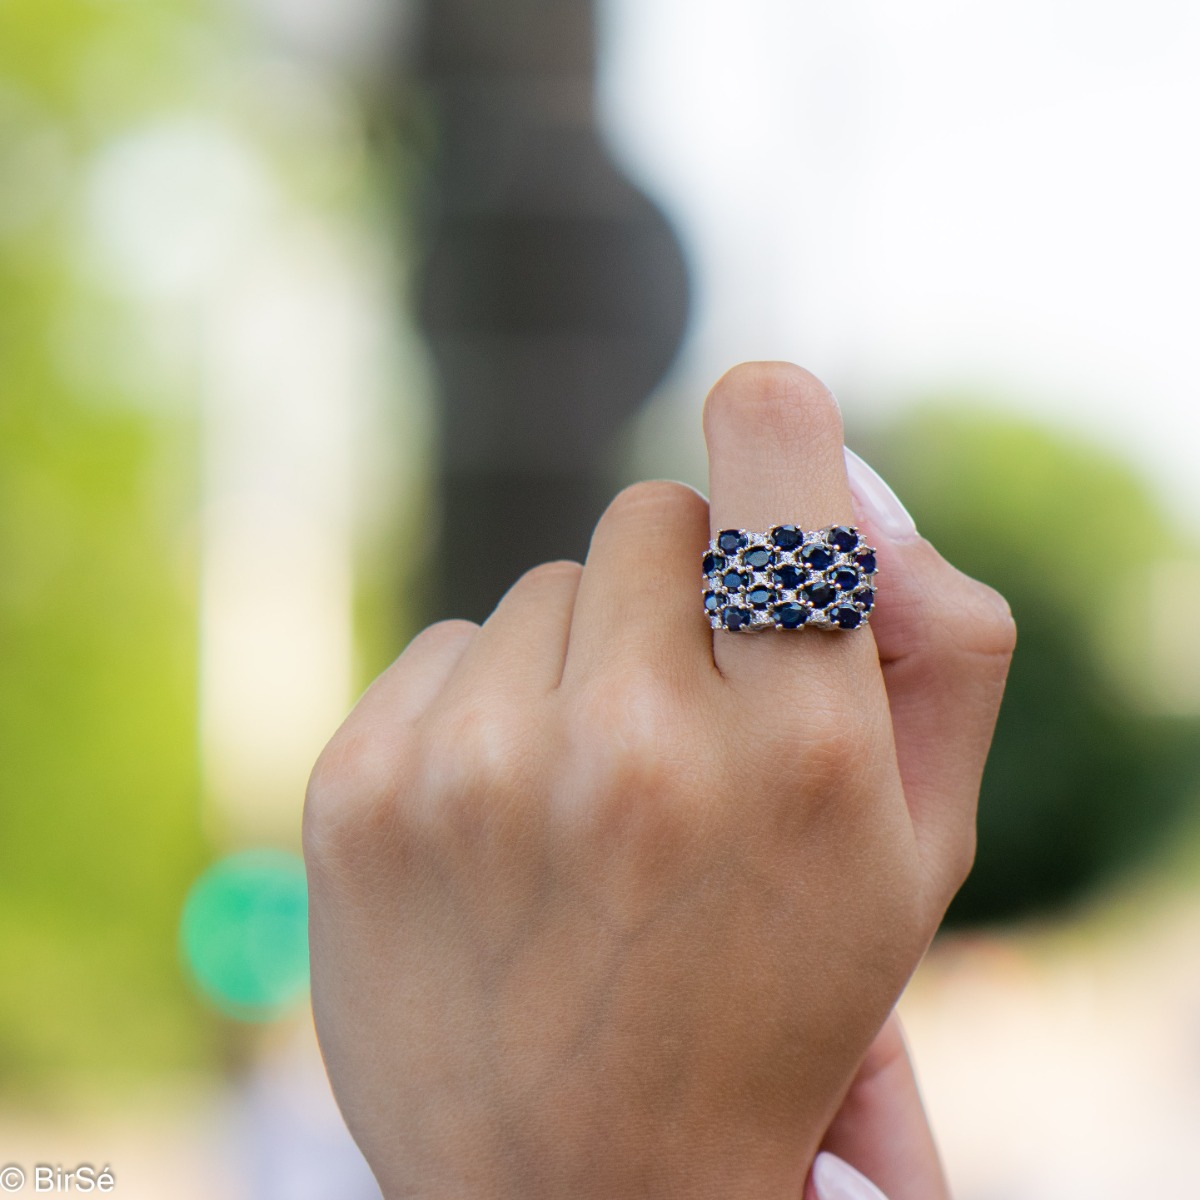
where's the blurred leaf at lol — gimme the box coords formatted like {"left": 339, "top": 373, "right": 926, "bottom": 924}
{"left": 0, "top": 0, "right": 220, "bottom": 1096}
{"left": 857, "top": 405, "right": 1200, "bottom": 925}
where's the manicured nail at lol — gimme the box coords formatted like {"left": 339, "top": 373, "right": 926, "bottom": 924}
{"left": 843, "top": 447, "right": 919, "bottom": 542}
{"left": 812, "top": 1151, "right": 890, "bottom": 1200}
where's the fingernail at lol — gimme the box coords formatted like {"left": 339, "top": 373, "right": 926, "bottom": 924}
{"left": 843, "top": 447, "right": 919, "bottom": 542}
{"left": 812, "top": 1151, "right": 890, "bottom": 1200}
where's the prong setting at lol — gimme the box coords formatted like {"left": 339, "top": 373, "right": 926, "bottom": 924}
{"left": 703, "top": 525, "right": 877, "bottom": 632}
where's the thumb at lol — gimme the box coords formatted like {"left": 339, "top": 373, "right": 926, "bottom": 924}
{"left": 844, "top": 446, "right": 1017, "bottom": 906}
{"left": 807, "top": 1013, "right": 952, "bottom": 1200}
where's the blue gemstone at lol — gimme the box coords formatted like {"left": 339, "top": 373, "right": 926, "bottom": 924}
{"left": 746, "top": 586, "right": 774, "bottom": 609}
{"left": 702, "top": 551, "right": 725, "bottom": 576}
{"left": 704, "top": 591, "right": 721, "bottom": 612}
{"left": 774, "top": 564, "right": 805, "bottom": 590}
{"left": 722, "top": 570, "right": 748, "bottom": 590}
{"left": 855, "top": 551, "right": 877, "bottom": 575}
{"left": 723, "top": 606, "right": 751, "bottom": 631}
{"left": 830, "top": 525, "right": 859, "bottom": 552}
{"left": 770, "top": 524, "right": 804, "bottom": 551}
{"left": 831, "top": 604, "right": 862, "bottom": 629}
{"left": 717, "top": 529, "right": 748, "bottom": 554}
{"left": 853, "top": 587, "right": 874, "bottom": 612}
{"left": 803, "top": 582, "right": 836, "bottom": 609}
{"left": 801, "top": 543, "right": 834, "bottom": 571}
{"left": 832, "top": 567, "right": 859, "bottom": 591}
{"left": 743, "top": 545, "right": 774, "bottom": 569}
{"left": 773, "top": 601, "right": 808, "bottom": 628}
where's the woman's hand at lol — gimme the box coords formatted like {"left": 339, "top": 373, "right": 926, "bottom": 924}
{"left": 303, "top": 362, "right": 1014, "bottom": 1199}
{"left": 808, "top": 1014, "right": 951, "bottom": 1200}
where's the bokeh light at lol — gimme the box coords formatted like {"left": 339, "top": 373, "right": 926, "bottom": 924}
{"left": 180, "top": 850, "right": 309, "bottom": 1021}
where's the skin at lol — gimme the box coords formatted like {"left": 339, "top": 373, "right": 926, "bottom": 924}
{"left": 303, "top": 362, "right": 1015, "bottom": 1199}
{"left": 810, "top": 1013, "right": 952, "bottom": 1200}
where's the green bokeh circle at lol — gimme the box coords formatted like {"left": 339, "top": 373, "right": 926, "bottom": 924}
{"left": 180, "top": 849, "right": 309, "bottom": 1021}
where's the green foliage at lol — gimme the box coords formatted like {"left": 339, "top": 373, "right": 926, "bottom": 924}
{"left": 0, "top": 0, "right": 219, "bottom": 1094}
{"left": 858, "top": 405, "right": 1200, "bottom": 925}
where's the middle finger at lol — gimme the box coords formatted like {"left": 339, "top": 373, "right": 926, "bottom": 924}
{"left": 702, "top": 361, "right": 881, "bottom": 694}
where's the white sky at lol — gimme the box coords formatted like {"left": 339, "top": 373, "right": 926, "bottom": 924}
{"left": 598, "top": 0, "right": 1200, "bottom": 529}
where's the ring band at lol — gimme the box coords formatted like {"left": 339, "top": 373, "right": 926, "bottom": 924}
{"left": 703, "top": 525, "right": 877, "bottom": 632}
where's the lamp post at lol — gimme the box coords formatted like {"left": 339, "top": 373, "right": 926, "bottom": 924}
{"left": 412, "top": 0, "right": 689, "bottom": 623}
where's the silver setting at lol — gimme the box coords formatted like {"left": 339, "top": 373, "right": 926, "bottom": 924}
{"left": 702, "top": 525, "right": 877, "bottom": 632}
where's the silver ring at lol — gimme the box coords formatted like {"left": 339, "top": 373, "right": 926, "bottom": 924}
{"left": 703, "top": 525, "right": 877, "bottom": 632}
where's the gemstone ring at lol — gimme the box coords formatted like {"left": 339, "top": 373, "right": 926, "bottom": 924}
{"left": 703, "top": 525, "right": 877, "bottom": 632}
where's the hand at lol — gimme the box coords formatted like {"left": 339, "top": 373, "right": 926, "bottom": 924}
{"left": 807, "top": 1014, "right": 951, "bottom": 1200}
{"left": 303, "top": 362, "right": 1014, "bottom": 1199}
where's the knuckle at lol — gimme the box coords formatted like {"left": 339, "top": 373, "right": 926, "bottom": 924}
{"left": 703, "top": 361, "right": 844, "bottom": 447}
{"left": 745, "top": 692, "right": 887, "bottom": 840}
{"left": 306, "top": 730, "right": 393, "bottom": 818}
{"left": 972, "top": 586, "right": 1018, "bottom": 659}
{"left": 303, "top": 728, "right": 408, "bottom": 869}
{"left": 797, "top": 715, "right": 866, "bottom": 797}
{"left": 567, "top": 674, "right": 692, "bottom": 813}
{"left": 423, "top": 616, "right": 480, "bottom": 642}
{"left": 943, "top": 574, "right": 1018, "bottom": 663}
{"left": 422, "top": 699, "right": 535, "bottom": 811}
{"left": 603, "top": 479, "right": 707, "bottom": 527}
{"left": 390, "top": 620, "right": 479, "bottom": 687}
{"left": 755, "top": 685, "right": 860, "bottom": 777}
{"left": 808, "top": 713, "right": 864, "bottom": 775}
{"left": 512, "top": 558, "right": 583, "bottom": 595}
{"left": 573, "top": 674, "right": 667, "bottom": 767}
{"left": 404, "top": 617, "right": 478, "bottom": 658}
{"left": 309, "top": 698, "right": 547, "bottom": 874}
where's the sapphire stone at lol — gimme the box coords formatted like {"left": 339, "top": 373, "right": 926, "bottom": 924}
{"left": 717, "top": 529, "right": 748, "bottom": 554}
{"left": 853, "top": 587, "right": 875, "bottom": 612}
{"left": 855, "top": 551, "right": 877, "bottom": 575}
{"left": 723, "top": 606, "right": 752, "bottom": 631}
{"left": 704, "top": 591, "right": 722, "bottom": 612}
{"left": 770, "top": 525, "right": 804, "bottom": 551}
{"left": 702, "top": 551, "right": 725, "bottom": 576}
{"left": 773, "top": 601, "right": 808, "bottom": 628}
{"left": 830, "top": 525, "right": 859, "bottom": 552}
{"left": 801, "top": 543, "right": 834, "bottom": 571}
{"left": 831, "top": 604, "right": 862, "bottom": 629}
{"left": 774, "top": 564, "right": 805, "bottom": 590}
{"left": 746, "top": 586, "right": 774, "bottom": 609}
{"left": 832, "top": 567, "right": 859, "bottom": 591}
{"left": 722, "top": 570, "right": 748, "bottom": 591}
{"left": 743, "top": 545, "right": 774, "bottom": 569}
{"left": 803, "top": 582, "right": 836, "bottom": 609}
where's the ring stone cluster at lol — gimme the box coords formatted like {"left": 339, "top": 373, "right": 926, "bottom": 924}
{"left": 703, "top": 524, "right": 877, "bottom": 632}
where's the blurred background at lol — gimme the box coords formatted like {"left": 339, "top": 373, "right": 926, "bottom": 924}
{"left": 2, "top": 1, "right": 1199, "bottom": 1196}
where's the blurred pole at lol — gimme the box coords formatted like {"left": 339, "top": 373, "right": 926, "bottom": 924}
{"left": 412, "top": 0, "right": 689, "bottom": 624}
